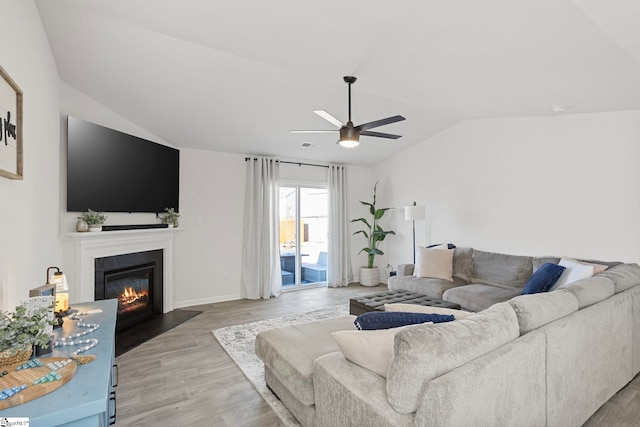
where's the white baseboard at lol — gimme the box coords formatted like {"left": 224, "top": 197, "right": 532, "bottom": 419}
{"left": 174, "top": 293, "right": 241, "bottom": 309}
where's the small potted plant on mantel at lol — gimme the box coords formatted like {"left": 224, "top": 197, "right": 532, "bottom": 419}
{"left": 159, "top": 207, "right": 180, "bottom": 228}
{"left": 78, "top": 209, "right": 108, "bottom": 232}
{"left": 0, "top": 302, "right": 55, "bottom": 368}
{"left": 351, "top": 181, "right": 395, "bottom": 286}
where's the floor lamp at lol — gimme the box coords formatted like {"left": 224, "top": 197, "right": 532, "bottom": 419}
{"left": 404, "top": 202, "right": 426, "bottom": 264}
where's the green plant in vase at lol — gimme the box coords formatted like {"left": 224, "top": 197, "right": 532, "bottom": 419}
{"left": 351, "top": 181, "right": 395, "bottom": 286}
{"left": 0, "top": 302, "right": 56, "bottom": 367}
{"left": 78, "top": 209, "right": 107, "bottom": 231}
{"left": 159, "top": 207, "right": 180, "bottom": 227}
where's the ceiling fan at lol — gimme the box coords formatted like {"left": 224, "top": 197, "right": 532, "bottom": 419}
{"left": 291, "top": 76, "right": 405, "bottom": 148}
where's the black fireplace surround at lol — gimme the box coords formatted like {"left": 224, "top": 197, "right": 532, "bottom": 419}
{"left": 95, "top": 250, "right": 163, "bottom": 331}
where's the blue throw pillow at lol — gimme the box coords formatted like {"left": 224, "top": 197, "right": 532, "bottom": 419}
{"left": 354, "top": 311, "right": 455, "bottom": 330}
{"left": 522, "top": 263, "right": 566, "bottom": 295}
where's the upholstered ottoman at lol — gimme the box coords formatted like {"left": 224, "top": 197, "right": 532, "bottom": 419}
{"left": 255, "top": 315, "right": 356, "bottom": 427}
{"left": 350, "top": 289, "right": 461, "bottom": 315}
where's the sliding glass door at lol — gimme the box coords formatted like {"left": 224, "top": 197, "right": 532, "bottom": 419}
{"left": 279, "top": 184, "right": 328, "bottom": 289}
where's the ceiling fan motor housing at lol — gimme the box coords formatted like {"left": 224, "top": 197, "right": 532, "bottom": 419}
{"left": 340, "top": 124, "right": 359, "bottom": 142}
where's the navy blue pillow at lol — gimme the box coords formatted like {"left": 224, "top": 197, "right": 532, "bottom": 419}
{"left": 354, "top": 311, "right": 455, "bottom": 330}
{"left": 522, "top": 263, "right": 566, "bottom": 295}
{"left": 427, "top": 243, "right": 457, "bottom": 249}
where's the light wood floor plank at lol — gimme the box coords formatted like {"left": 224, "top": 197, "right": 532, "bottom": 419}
{"left": 114, "top": 284, "right": 640, "bottom": 426}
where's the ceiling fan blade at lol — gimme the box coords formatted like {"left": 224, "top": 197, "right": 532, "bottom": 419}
{"left": 314, "top": 110, "right": 344, "bottom": 128}
{"left": 290, "top": 130, "right": 338, "bottom": 134}
{"left": 359, "top": 130, "right": 402, "bottom": 139}
{"left": 358, "top": 115, "right": 405, "bottom": 131}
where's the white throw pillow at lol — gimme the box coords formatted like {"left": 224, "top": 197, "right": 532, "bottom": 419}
{"left": 549, "top": 257, "right": 595, "bottom": 291}
{"left": 565, "top": 257, "right": 609, "bottom": 274}
{"left": 414, "top": 247, "right": 454, "bottom": 281}
{"left": 384, "top": 303, "right": 473, "bottom": 319}
{"left": 332, "top": 326, "right": 416, "bottom": 377}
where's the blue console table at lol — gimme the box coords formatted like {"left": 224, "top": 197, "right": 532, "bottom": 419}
{"left": 0, "top": 299, "right": 117, "bottom": 426}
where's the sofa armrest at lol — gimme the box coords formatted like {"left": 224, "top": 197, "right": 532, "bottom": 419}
{"left": 397, "top": 264, "right": 415, "bottom": 276}
{"left": 313, "top": 352, "right": 414, "bottom": 427}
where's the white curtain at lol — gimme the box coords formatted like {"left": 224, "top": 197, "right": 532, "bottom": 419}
{"left": 327, "top": 165, "right": 353, "bottom": 287}
{"left": 241, "top": 157, "right": 282, "bottom": 299}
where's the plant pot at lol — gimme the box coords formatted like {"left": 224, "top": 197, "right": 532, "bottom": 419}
{"left": 359, "top": 267, "right": 380, "bottom": 287}
{"left": 0, "top": 346, "right": 32, "bottom": 369}
{"left": 89, "top": 225, "right": 102, "bottom": 232}
{"left": 76, "top": 219, "right": 89, "bottom": 232}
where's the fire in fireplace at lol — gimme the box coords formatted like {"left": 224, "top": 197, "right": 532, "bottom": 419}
{"left": 95, "top": 250, "right": 163, "bottom": 331}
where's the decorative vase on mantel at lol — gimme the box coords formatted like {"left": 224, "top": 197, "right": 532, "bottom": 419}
{"left": 359, "top": 266, "right": 380, "bottom": 287}
{"left": 76, "top": 219, "right": 89, "bottom": 232}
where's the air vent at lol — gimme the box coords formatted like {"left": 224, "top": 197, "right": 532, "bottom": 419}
{"left": 300, "top": 142, "right": 320, "bottom": 149}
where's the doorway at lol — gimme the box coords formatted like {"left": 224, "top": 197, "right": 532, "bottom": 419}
{"left": 279, "top": 184, "right": 328, "bottom": 290}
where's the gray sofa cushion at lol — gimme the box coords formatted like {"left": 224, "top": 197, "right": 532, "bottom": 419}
{"left": 508, "top": 289, "right": 579, "bottom": 335}
{"left": 471, "top": 250, "right": 533, "bottom": 289}
{"left": 386, "top": 302, "right": 519, "bottom": 414}
{"left": 388, "top": 275, "right": 465, "bottom": 298}
{"left": 542, "top": 293, "right": 633, "bottom": 427}
{"left": 397, "top": 264, "right": 414, "bottom": 276}
{"left": 565, "top": 276, "right": 615, "bottom": 309}
{"left": 452, "top": 247, "right": 473, "bottom": 282}
{"left": 414, "top": 332, "right": 547, "bottom": 427}
{"left": 533, "top": 256, "right": 561, "bottom": 272}
{"left": 597, "top": 263, "right": 640, "bottom": 294}
{"left": 255, "top": 315, "right": 356, "bottom": 406}
{"left": 442, "top": 284, "right": 521, "bottom": 312}
{"left": 313, "top": 352, "right": 415, "bottom": 427}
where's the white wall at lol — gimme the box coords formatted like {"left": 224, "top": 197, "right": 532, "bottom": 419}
{"left": 173, "top": 149, "right": 246, "bottom": 306}
{"left": 376, "top": 111, "right": 640, "bottom": 267}
{"left": 174, "top": 157, "right": 374, "bottom": 307}
{"left": 0, "top": 0, "right": 61, "bottom": 311}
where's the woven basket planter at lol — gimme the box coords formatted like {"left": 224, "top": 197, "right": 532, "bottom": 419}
{"left": 359, "top": 266, "right": 380, "bottom": 287}
{"left": 0, "top": 346, "right": 32, "bottom": 369}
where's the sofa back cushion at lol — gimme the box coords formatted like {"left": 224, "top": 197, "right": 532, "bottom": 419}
{"left": 471, "top": 250, "right": 533, "bottom": 289}
{"left": 565, "top": 276, "right": 615, "bottom": 309}
{"left": 452, "top": 247, "right": 474, "bottom": 283}
{"left": 533, "top": 256, "right": 561, "bottom": 272}
{"left": 386, "top": 302, "right": 519, "bottom": 414}
{"left": 508, "top": 290, "right": 579, "bottom": 335}
{"left": 597, "top": 263, "right": 640, "bottom": 294}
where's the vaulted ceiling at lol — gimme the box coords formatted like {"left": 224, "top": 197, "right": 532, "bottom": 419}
{"left": 36, "top": 0, "right": 640, "bottom": 166}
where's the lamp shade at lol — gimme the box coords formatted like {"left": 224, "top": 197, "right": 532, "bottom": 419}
{"left": 52, "top": 271, "right": 69, "bottom": 292}
{"left": 404, "top": 204, "right": 425, "bottom": 221}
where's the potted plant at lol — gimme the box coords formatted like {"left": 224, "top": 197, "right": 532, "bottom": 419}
{"left": 0, "top": 302, "right": 55, "bottom": 368}
{"left": 159, "top": 207, "right": 180, "bottom": 228}
{"left": 351, "top": 181, "right": 395, "bottom": 286}
{"left": 78, "top": 209, "right": 107, "bottom": 232}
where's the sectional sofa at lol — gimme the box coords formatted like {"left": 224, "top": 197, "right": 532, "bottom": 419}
{"left": 388, "top": 247, "right": 622, "bottom": 311}
{"left": 256, "top": 248, "right": 640, "bottom": 426}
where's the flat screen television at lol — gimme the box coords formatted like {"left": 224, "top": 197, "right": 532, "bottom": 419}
{"left": 67, "top": 116, "right": 180, "bottom": 213}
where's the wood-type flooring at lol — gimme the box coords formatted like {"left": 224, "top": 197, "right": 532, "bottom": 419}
{"left": 114, "top": 284, "right": 640, "bottom": 426}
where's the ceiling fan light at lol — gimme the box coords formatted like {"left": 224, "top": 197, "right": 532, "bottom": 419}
{"left": 338, "top": 138, "right": 359, "bottom": 148}
{"left": 338, "top": 126, "right": 359, "bottom": 148}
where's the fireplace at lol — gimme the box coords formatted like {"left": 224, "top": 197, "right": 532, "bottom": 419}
{"left": 95, "top": 250, "right": 163, "bottom": 331}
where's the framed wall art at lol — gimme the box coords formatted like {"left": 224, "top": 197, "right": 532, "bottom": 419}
{"left": 0, "top": 65, "right": 23, "bottom": 180}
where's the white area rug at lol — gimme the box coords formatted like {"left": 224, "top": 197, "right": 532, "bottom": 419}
{"left": 212, "top": 304, "right": 349, "bottom": 427}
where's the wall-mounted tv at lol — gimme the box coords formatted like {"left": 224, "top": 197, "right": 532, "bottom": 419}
{"left": 67, "top": 116, "right": 180, "bottom": 213}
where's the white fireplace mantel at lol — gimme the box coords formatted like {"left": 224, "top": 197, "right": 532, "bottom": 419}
{"left": 66, "top": 228, "right": 180, "bottom": 312}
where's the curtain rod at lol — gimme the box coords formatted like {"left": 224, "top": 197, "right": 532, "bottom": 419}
{"left": 244, "top": 157, "right": 330, "bottom": 169}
